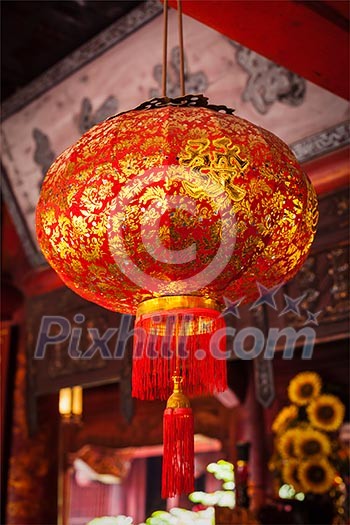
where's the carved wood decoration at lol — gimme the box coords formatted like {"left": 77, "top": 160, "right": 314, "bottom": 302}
{"left": 224, "top": 185, "right": 349, "bottom": 412}
{"left": 26, "top": 287, "right": 134, "bottom": 432}
{"left": 266, "top": 185, "right": 350, "bottom": 342}
{"left": 226, "top": 185, "right": 349, "bottom": 348}
{"left": 253, "top": 349, "right": 275, "bottom": 409}
{"left": 251, "top": 306, "right": 275, "bottom": 408}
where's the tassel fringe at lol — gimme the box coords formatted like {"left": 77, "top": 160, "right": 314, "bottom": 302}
{"left": 132, "top": 310, "right": 227, "bottom": 400}
{"left": 162, "top": 407, "right": 194, "bottom": 499}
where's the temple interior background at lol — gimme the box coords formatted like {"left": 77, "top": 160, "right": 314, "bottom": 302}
{"left": 1, "top": 1, "right": 349, "bottom": 524}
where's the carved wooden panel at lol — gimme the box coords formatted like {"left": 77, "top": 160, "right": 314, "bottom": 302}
{"left": 25, "top": 285, "right": 136, "bottom": 434}
{"left": 26, "top": 287, "right": 134, "bottom": 395}
{"left": 226, "top": 185, "right": 349, "bottom": 347}
{"left": 26, "top": 286, "right": 135, "bottom": 431}
{"left": 225, "top": 186, "right": 349, "bottom": 411}
{"left": 266, "top": 186, "right": 350, "bottom": 342}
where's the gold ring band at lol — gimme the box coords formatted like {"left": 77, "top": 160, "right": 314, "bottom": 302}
{"left": 136, "top": 295, "right": 221, "bottom": 316}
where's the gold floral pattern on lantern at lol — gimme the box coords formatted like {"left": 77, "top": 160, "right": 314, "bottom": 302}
{"left": 36, "top": 102, "right": 318, "bottom": 314}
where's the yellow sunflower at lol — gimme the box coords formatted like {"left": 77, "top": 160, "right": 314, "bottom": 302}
{"left": 282, "top": 458, "right": 303, "bottom": 493}
{"left": 299, "top": 457, "right": 335, "bottom": 494}
{"left": 277, "top": 428, "right": 300, "bottom": 459}
{"left": 288, "top": 371, "right": 322, "bottom": 406}
{"left": 307, "top": 394, "right": 345, "bottom": 432}
{"left": 272, "top": 405, "right": 298, "bottom": 434}
{"left": 295, "top": 427, "right": 331, "bottom": 458}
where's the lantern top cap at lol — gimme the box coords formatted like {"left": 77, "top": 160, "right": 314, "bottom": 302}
{"left": 108, "top": 93, "right": 235, "bottom": 120}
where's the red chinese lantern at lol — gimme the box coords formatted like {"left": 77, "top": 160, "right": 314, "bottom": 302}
{"left": 36, "top": 94, "right": 318, "bottom": 497}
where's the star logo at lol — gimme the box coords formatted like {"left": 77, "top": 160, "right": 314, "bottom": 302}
{"left": 221, "top": 296, "right": 245, "bottom": 319}
{"left": 279, "top": 293, "right": 307, "bottom": 317}
{"left": 249, "top": 282, "right": 283, "bottom": 311}
{"left": 304, "top": 310, "right": 322, "bottom": 326}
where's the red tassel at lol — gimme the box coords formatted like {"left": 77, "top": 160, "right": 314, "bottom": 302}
{"left": 132, "top": 308, "right": 227, "bottom": 400}
{"left": 162, "top": 406, "right": 194, "bottom": 499}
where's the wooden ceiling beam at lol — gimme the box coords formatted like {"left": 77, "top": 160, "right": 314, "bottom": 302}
{"left": 167, "top": 0, "right": 349, "bottom": 100}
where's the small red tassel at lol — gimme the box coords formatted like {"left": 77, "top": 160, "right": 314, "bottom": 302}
{"left": 162, "top": 406, "right": 194, "bottom": 499}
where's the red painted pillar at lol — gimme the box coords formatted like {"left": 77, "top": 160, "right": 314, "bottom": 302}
{"left": 6, "top": 319, "right": 59, "bottom": 524}
{"left": 237, "top": 363, "right": 268, "bottom": 513}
